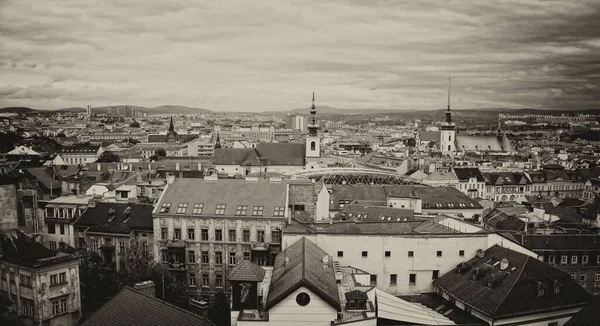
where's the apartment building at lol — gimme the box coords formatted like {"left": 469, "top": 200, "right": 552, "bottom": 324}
{"left": 43, "top": 195, "right": 92, "bottom": 250}
{"left": 482, "top": 171, "right": 532, "bottom": 202}
{"left": 0, "top": 230, "right": 81, "bottom": 325}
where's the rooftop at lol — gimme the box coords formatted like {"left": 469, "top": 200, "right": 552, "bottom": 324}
{"left": 0, "top": 229, "right": 78, "bottom": 268}
{"left": 75, "top": 202, "right": 154, "bottom": 234}
{"left": 433, "top": 245, "right": 593, "bottom": 319}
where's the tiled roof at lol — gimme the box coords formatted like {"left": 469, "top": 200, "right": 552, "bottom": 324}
{"left": 418, "top": 131, "right": 440, "bottom": 142}
{"left": 521, "top": 235, "right": 600, "bottom": 251}
{"left": 0, "top": 229, "right": 78, "bottom": 268}
{"left": 75, "top": 203, "right": 154, "bottom": 234}
{"left": 329, "top": 185, "right": 482, "bottom": 210}
{"left": 334, "top": 204, "right": 414, "bottom": 222}
{"left": 82, "top": 287, "right": 215, "bottom": 326}
{"left": 453, "top": 167, "right": 485, "bottom": 182}
{"left": 563, "top": 296, "right": 600, "bottom": 326}
{"left": 543, "top": 206, "right": 583, "bottom": 224}
{"left": 265, "top": 237, "right": 340, "bottom": 310}
{"left": 282, "top": 220, "right": 461, "bottom": 235}
{"left": 228, "top": 260, "right": 266, "bottom": 282}
{"left": 481, "top": 172, "right": 531, "bottom": 186}
{"left": 255, "top": 143, "right": 306, "bottom": 166}
{"left": 60, "top": 145, "right": 101, "bottom": 154}
{"left": 156, "top": 178, "right": 287, "bottom": 218}
{"left": 213, "top": 148, "right": 255, "bottom": 165}
{"left": 482, "top": 209, "right": 526, "bottom": 232}
{"left": 433, "top": 245, "right": 592, "bottom": 319}
{"left": 455, "top": 135, "right": 514, "bottom": 152}
{"left": 583, "top": 196, "right": 600, "bottom": 219}
{"left": 24, "top": 167, "right": 62, "bottom": 189}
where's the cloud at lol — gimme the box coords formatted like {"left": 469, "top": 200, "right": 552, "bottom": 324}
{"left": 0, "top": 0, "right": 599, "bottom": 111}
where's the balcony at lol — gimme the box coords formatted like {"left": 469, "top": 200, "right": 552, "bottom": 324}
{"left": 251, "top": 242, "right": 270, "bottom": 251}
{"left": 167, "top": 239, "right": 186, "bottom": 248}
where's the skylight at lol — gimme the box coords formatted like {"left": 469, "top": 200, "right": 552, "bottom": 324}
{"left": 192, "top": 203, "right": 204, "bottom": 215}
{"left": 159, "top": 203, "right": 171, "bottom": 213}
{"left": 252, "top": 206, "right": 264, "bottom": 216}
{"left": 176, "top": 203, "right": 188, "bottom": 214}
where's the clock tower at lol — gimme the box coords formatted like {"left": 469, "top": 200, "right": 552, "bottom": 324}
{"left": 305, "top": 93, "right": 321, "bottom": 168}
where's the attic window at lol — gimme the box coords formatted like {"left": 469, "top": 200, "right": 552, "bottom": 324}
{"left": 192, "top": 204, "right": 204, "bottom": 214}
{"left": 274, "top": 206, "right": 285, "bottom": 217}
{"left": 176, "top": 203, "right": 188, "bottom": 214}
{"left": 159, "top": 203, "right": 171, "bottom": 213}
{"left": 363, "top": 214, "right": 368, "bottom": 219}
{"left": 215, "top": 204, "right": 226, "bottom": 215}
{"left": 236, "top": 205, "right": 248, "bottom": 216}
{"left": 252, "top": 206, "right": 264, "bottom": 216}
{"left": 554, "top": 287, "right": 560, "bottom": 294}
{"left": 537, "top": 289, "right": 544, "bottom": 297}
{"left": 380, "top": 216, "right": 385, "bottom": 221}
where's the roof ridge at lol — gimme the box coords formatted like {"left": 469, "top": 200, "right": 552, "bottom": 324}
{"left": 492, "top": 250, "right": 528, "bottom": 317}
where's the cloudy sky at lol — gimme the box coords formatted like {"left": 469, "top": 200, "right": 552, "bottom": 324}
{"left": 1, "top": 0, "right": 599, "bottom": 112}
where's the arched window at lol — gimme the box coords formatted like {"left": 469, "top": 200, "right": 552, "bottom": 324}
{"left": 310, "top": 141, "right": 316, "bottom": 151}
{"left": 448, "top": 145, "right": 451, "bottom": 151}
{"left": 449, "top": 135, "right": 451, "bottom": 141}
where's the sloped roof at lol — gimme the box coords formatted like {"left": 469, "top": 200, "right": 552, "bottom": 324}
{"left": 82, "top": 287, "right": 215, "bottom": 326}
{"left": 265, "top": 237, "right": 340, "bottom": 311}
{"left": 482, "top": 172, "right": 531, "bottom": 186}
{"left": 521, "top": 235, "right": 600, "bottom": 251}
{"left": 433, "top": 245, "right": 592, "bottom": 319}
{"left": 453, "top": 167, "right": 485, "bottom": 182}
{"left": 419, "top": 131, "right": 440, "bottom": 142}
{"left": 255, "top": 143, "right": 305, "bottom": 166}
{"left": 75, "top": 203, "right": 154, "bottom": 234}
{"left": 228, "top": 260, "right": 266, "bottom": 282}
{"left": 455, "top": 135, "right": 514, "bottom": 152}
{"left": 483, "top": 209, "right": 526, "bottom": 231}
{"left": 583, "top": 196, "right": 600, "bottom": 219}
{"left": 282, "top": 220, "right": 460, "bottom": 235}
{"left": 0, "top": 229, "right": 78, "bottom": 268}
{"left": 213, "top": 148, "right": 255, "bottom": 165}
{"left": 156, "top": 178, "right": 287, "bottom": 218}
{"left": 25, "top": 167, "right": 61, "bottom": 189}
{"left": 563, "top": 296, "right": 600, "bottom": 326}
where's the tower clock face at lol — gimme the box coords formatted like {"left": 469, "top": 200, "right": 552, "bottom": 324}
{"left": 296, "top": 292, "right": 310, "bottom": 306}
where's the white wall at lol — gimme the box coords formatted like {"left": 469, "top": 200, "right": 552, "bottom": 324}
{"left": 315, "top": 185, "right": 330, "bottom": 222}
{"left": 267, "top": 286, "right": 338, "bottom": 326}
{"left": 283, "top": 233, "right": 490, "bottom": 295}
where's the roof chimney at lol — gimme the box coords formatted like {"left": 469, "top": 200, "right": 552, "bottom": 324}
{"left": 133, "top": 280, "right": 155, "bottom": 298}
{"left": 108, "top": 208, "right": 116, "bottom": 221}
{"left": 476, "top": 249, "right": 485, "bottom": 259}
{"left": 500, "top": 258, "right": 509, "bottom": 271}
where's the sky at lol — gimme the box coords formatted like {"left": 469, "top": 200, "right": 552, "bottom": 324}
{"left": 1, "top": 0, "right": 600, "bottom": 112}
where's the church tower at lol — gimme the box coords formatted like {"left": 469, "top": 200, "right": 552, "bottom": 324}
{"left": 440, "top": 77, "right": 457, "bottom": 156}
{"left": 305, "top": 93, "right": 321, "bottom": 167}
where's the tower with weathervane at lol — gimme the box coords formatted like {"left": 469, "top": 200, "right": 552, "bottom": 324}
{"left": 440, "top": 77, "right": 456, "bottom": 157}
{"left": 305, "top": 93, "right": 321, "bottom": 169}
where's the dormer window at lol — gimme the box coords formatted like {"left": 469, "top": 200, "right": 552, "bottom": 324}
{"left": 252, "top": 206, "right": 264, "bottom": 216}
{"left": 537, "top": 289, "right": 544, "bottom": 297}
{"left": 273, "top": 206, "right": 285, "bottom": 217}
{"left": 192, "top": 203, "right": 204, "bottom": 214}
{"left": 235, "top": 205, "right": 248, "bottom": 216}
{"left": 554, "top": 287, "right": 560, "bottom": 294}
{"left": 176, "top": 203, "right": 188, "bottom": 214}
{"left": 215, "top": 204, "right": 226, "bottom": 215}
{"left": 159, "top": 203, "right": 171, "bottom": 213}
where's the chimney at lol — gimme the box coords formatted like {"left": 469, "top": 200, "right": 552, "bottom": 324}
{"left": 476, "top": 249, "right": 485, "bottom": 259}
{"left": 190, "top": 299, "right": 209, "bottom": 323}
{"left": 500, "top": 258, "right": 509, "bottom": 271}
{"left": 133, "top": 280, "right": 155, "bottom": 298}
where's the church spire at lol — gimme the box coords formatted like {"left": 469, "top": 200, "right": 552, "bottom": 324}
{"left": 308, "top": 92, "right": 318, "bottom": 137}
{"left": 445, "top": 76, "right": 452, "bottom": 124}
{"left": 215, "top": 132, "right": 222, "bottom": 148}
{"left": 169, "top": 115, "right": 175, "bottom": 132}
{"left": 497, "top": 116, "right": 502, "bottom": 136}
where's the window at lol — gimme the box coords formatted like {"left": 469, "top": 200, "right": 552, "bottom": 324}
{"left": 201, "top": 228, "right": 209, "bottom": 241}
{"left": 215, "top": 252, "right": 223, "bottom": 264}
{"left": 362, "top": 251, "right": 368, "bottom": 257}
{"left": 229, "top": 252, "right": 236, "bottom": 265}
{"left": 161, "top": 250, "right": 168, "bottom": 262}
{"left": 370, "top": 274, "right": 377, "bottom": 285}
{"left": 142, "top": 242, "right": 148, "bottom": 253}
{"left": 159, "top": 203, "right": 171, "bottom": 213}
{"left": 235, "top": 205, "right": 247, "bottom": 216}
{"left": 390, "top": 274, "right": 397, "bottom": 285}
{"left": 21, "top": 299, "right": 33, "bottom": 317}
{"left": 188, "top": 250, "right": 195, "bottom": 263}
{"left": 572, "top": 256, "right": 578, "bottom": 264}
{"left": 337, "top": 251, "right": 343, "bottom": 257}
{"left": 561, "top": 256, "right": 567, "bottom": 264}
{"left": 385, "top": 251, "right": 391, "bottom": 257}
{"left": 48, "top": 223, "right": 56, "bottom": 234}
{"left": 257, "top": 230, "right": 265, "bottom": 243}
{"left": 292, "top": 204, "right": 305, "bottom": 211}
{"left": 201, "top": 251, "right": 209, "bottom": 264}
{"left": 537, "top": 289, "right": 544, "bottom": 297}
{"left": 188, "top": 228, "right": 195, "bottom": 240}
{"left": 597, "top": 255, "right": 600, "bottom": 264}
{"left": 49, "top": 241, "right": 57, "bottom": 250}
{"left": 192, "top": 203, "right": 204, "bottom": 214}
{"left": 229, "top": 229, "right": 236, "bottom": 242}
{"left": 202, "top": 274, "right": 209, "bottom": 287}
{"left": 243, "top": 252, "right": 251, "bottom": 260}
{"left": 580, "top": 272, "right": 586, "bottom": 282}
{"left": 59, "top": 224, "right": 65, "bottom": 235}
{"left": 215, "top": 204, "right": 226, "bottom": 215}
{"left": 216, "top": 274, "right": 223, "bottom": 287}
{"left": 554, "top": 287, "right": 560, "bottom": 294}
{"left": 176, "top": 203, "right": 188, "bottom": 214}
{"left": 432, "top": 270, "right": 439, "bottom": 280}
{"left": 274, "top": 206, "right": 286, "bottom": 217}
{"left": 310, "top": 141, "right": 316, "bottom": 151}
{"left": 119, "top": 241, "right": 125, "bottom": 253}
{"left": 52, "top": 298, "right": 68, "bottom": 315}
{"left": 582, "top": 255, "right": 588, "bottom": 264}
{"left": 78, "top": 237, "right": 86, "bottom": 249}
{"left": 595, "top": 272, "right": 600, "bottom": 282}
{"left": 409, "top": 273, "right": 416, "bottom": 285}
{"left": 213, "top": 229, "right": 222, "bottom": 241}
{"left": 161, "top": 228, "right": 167, "bottom": 240}
{"left": 548, "top": 322, "right": 558, "bottom": 326}
{"left": 272, "top": 230, "right": 281, "bottom": 243}
{"left": 173, "top": 228, "right": 181, "bottom": 240}
{"left": 19, "top": 275, "right": 32, "bottom": 288}
{"left": 459, "top": 250, "right": 465, "bottom": 257}
{"left": 570, "top": 272, "right": 576, "bottom": 279}
{"left": 243, "top": 230, "right": 250, "bottom": 242}
{"left": 59, "top": 272, "right": 66, "bottom": 283}
{"left": 189, "top": 273, "right": 196, "bottom": 287}
{"left": 252, "top": 206, "right": 264, "bottom": 216}
{"left": 548, "top": 255, "right": 555, "bottom": 264}
{"left": 437, "top": 251, "right": 443, "bottom": 257}
{"left": 408, "top": 251, "right": 414, "bottom": 257}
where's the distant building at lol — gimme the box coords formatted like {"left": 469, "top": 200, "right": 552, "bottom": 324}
{"left": 58, "top": 145, "right": 105, "bottom": 165}
{"left": 286, "top": 114, "right": 307, "bottom": 132}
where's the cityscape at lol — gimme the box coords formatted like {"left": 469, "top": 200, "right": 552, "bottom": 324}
{"left": 2, "top": 1, "right": 600, "bottom": 326}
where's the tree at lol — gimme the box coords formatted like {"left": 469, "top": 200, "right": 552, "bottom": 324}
{"left": 155, "top": 148, "right": 167, "bottom": 157}
{"left": 79, "top": 250, "right": 122, "bottom": 314}
{"left": 208, "top": 290, "right": 231, "bottom": 326}
{"left": 129, "top": 120, "right": 140, "bottom": 128}
{"left": 96, "top": 151, "right": 121, "bottom": 163}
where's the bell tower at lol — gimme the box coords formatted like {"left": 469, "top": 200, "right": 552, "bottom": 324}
{"left": 305, "top": 93, "right": 321, "bottom": 167}
{"left": 440, "top": 77, "right": 457, "bottom": 156}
